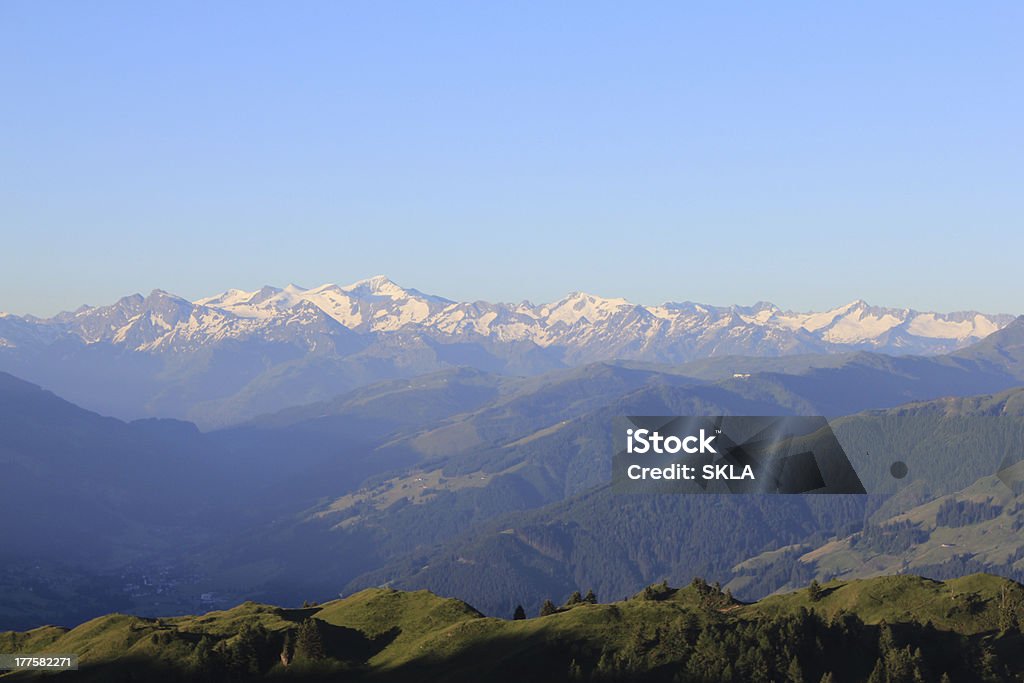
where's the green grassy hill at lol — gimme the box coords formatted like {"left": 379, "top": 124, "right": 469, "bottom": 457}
{"left": 3, "top": 575, "right": 1023, "bottom": 682}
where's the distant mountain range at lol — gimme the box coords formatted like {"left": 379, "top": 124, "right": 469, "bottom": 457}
{"left": 4, "top": 319, "right": 1024, "bottom": 630}
{"left": 0, "top": 277, "right": 1017, "bottom": 426}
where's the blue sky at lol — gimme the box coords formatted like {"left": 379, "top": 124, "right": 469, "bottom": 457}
{"left": 2, "top": 2, "right": 1021, "bottom": 316}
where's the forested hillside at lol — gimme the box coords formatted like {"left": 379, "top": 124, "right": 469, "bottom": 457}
{"left": 3, "top": 575, "right": 1023, "bottom": 682}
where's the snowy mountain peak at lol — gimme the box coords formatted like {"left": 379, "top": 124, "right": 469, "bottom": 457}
{"left": 542, "top": 291, "right": 633, "bottom": 325}
{"left": 750, "top": 301, "right": 780, "bottom": 312}
{"left": 306, "top": 283, "right": 342, "bottom": 294}
{"left": 4, "top": 281, "right": 1016, "bottom": 359}
{"left": 195, "top": 288, "right": 251, "bottom": 307}
{"left": 342, "top": 275, "right": 405, "bottom": 297}
{"left": 146, "top": 289, "right": 187, "bottom": 302}
{"left": 561, "top": 291, "right": 630, "bottom": 305}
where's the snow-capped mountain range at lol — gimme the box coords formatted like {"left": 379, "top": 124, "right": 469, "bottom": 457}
{"left": 0, "top": 276, "right": 1016, "bottom": 426}
{"left": 1, "top": 275, "right": 1013, "bottom": 356}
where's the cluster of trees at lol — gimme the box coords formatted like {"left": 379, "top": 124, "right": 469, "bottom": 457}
{"left": 281, "top": 618, "right": 327, "bottom": 665}
{"left": 731, "top": 547, "right": 820, "bottom": 598}
{"left": 187, "top": 619, "right": 330, "bottom": 681}
{"left": 997, "top": 583, "right": 1024, "bottom": 633}
{"left": 686, "top": 578, "right": 734, "bottom": 610}
{"left": 573, "top": 609, "right": 1009, "bottom": 683}
{"left": 352, "top": 482, "right": 871, "bottom": 617}
{"left": 852, "top": 522, "right": 929, "bottom": 555}
{"left": 935, "top": 499, "right": 1003, "bottom": 527}
{"left": 639, "top": 580, "right": 674, "bottom": 601}
{"left": 532, "top": 588, "right": 599, "bottom": 617}
{"left": 556, "top": 578, "right": 1023, "bottom": 682}
{"left": 188, "top": 624, "right": 272, "bottom": 682}
{"left": 915, "top": 548, "right": 1024, "bottom": 584}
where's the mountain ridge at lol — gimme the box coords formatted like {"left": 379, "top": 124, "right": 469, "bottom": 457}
{"left": 4, "top": 277, "right": 1015, "bottom": 355}
{"left": 4, "top": 575, "right": 1022, "bottom": 682}
{"left": 1, "top": 280, "right": 1019, "bottom": 426}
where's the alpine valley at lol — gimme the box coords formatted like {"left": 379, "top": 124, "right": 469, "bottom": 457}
{"left": 2, "top": 287, "right": 1024, "bottom": 636}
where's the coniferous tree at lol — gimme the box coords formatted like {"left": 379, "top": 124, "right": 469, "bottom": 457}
{"left": 878, "top": 621, "right": 896, "bottom": 654}
{"left": 910, "top": 647, "right": 928, "bottom": 683}
{"left": 786, "top": 655, "right": 805, "bottom": 683}
{"left": 539, "top": 599, "right": 557, "bottom": 617}
{"left": 231, "top": 623, "right": 263, "bottom": 675}
{"left": 190, "top": 635, "right": 220, "bottom": 680}
{"left": 997, "top": 582, "right": 1022, "bottom": 633}
{"left": 584, "top": 589, "right": 597, "bottom": 604}
{"left": 294, "top": 618, "right": 325, "bottom": 662}
{"left": 808, "top": 579, "right": 823, "bottom": 602}
{"left": 867, "top": 657, "right": 887, "bottom": 683}
{"left": 980, "top": 646, "right": 1003, "bottom": 682}
{"left": 642, "top": 580, "right": 672, "bottom": 601}
{"left": 566, "top": 591, "right": 583, "bottom": 607}
{"left": 686, "top": 628, "right": 727, "bottom": 680}
{"left": 513, "top": 605, "right": 526, "bottom": 620}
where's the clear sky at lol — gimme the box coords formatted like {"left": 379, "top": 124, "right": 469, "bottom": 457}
{"left": 2, "top": 2, "right": 1021, "bottom": 316}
